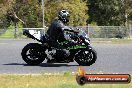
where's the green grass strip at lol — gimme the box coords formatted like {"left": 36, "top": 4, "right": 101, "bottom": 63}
{"left": 0, "top": 74, "right": 131, "bottom": 88}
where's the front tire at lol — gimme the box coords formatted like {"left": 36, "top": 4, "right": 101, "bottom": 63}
{"left": 21, "top": 43, "right": 46, "bottom": 65}
{"left": 75, "top": 49, "right": 97, "bottom": 66}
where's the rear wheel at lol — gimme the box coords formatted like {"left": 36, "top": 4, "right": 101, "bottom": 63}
{"left": 75, "top": 49, "right": 97, "bottom": 66}
{"left": 21, "top": 43, "right": 46, "bottom": 65}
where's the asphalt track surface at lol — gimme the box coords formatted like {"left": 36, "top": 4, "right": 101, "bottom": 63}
{"left": 0, "top": 39, "right": 132, "bottom": 74}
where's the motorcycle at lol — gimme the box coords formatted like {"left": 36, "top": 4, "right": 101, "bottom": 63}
{"left": 21, "top": 27, "right": 97, "bottom": 66}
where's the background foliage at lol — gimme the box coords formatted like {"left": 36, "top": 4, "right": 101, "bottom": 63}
{"left": 0, "top": 0, "right": 131, "bottom": 29}
{"left": 0, "top": 0, "right": 88, "bottom": 28}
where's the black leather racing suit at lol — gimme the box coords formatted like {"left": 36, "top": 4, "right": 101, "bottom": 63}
{"left": 46, "top": 19, "right": 76, "bottom": 61}
{"left": 47, "top": 19, "right": 66, "bottom": 48}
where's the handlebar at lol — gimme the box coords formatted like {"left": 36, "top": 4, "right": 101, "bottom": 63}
{"left": 64, "top": 28, "right": 79, "bottom": 33}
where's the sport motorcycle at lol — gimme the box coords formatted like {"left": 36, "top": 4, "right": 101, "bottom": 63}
{"left": 21, "top": 27, "right": 97, "bottom": 66}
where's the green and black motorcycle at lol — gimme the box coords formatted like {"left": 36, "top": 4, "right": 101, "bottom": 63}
{"left": 21, "top": 28, "right": 97, "bottom": 66}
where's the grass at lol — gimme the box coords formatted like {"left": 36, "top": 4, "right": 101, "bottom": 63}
{"left": 0, "top": 29, "right": 14, "bottom": 38}
{"left": 91, "top": 38, "right": 132, "bottom": 44}
{"left": 0, "top": 27, "right": 26, "bottom": 39}
{"left": 1, "top": 33, "right": 132, "bottom": 44}
{"left": 0, "top": 74, "right": 131, "bottom": 88}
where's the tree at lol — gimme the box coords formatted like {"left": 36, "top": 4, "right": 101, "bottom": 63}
{"left": 11, "top": 0, "right": 42, "bottom": 28}
{"left": 121, "top": 0, "right": 132, "bottom": 25}
{"left": 0, "top": 0, "right": 14, "bottom": 28}
{"left": 88, "top": 0, "right": 125, "bottom": 26}
{"left": 1, "top": 0, "right": 88, "bottom": 28}
{"left": 45, "top": 0, "right": 88, "bottom": 26}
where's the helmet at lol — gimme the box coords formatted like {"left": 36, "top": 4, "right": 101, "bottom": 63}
{"left": 58, "top": 10, "right": 70, "bottom": 23}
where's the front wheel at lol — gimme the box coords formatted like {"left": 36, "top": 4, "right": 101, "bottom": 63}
{"left": 75, "top": 49, "right": 97, "bottom": 66}
{"left": 21, "top": 43, "right": 46, "bottom": 65}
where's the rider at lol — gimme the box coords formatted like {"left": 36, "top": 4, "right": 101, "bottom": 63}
{"left": 46, "top": 10, "right": 75, "bottom": 62}
{"left": 46, "top": 10, "right": 70, "bottom": 49}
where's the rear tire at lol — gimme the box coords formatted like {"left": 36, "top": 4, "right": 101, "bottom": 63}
{"left": 21, "top": 43, "right": 46, "bottom": 65}
{"left": 75, "top": 49, "right": 97, "bottom": 66}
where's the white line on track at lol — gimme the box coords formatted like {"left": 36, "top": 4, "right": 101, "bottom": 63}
{"left": 0, "top": 43, "right": 8, "bottom": 45}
